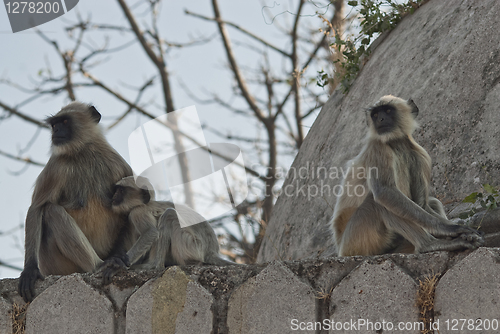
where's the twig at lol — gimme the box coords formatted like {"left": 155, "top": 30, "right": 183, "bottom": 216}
{"left": 0, "top": 149, "right": 45, "bottom": 167}
{"left": 185, "top": 9, "right": 291, "bottom": 58}
{"left": 0, "top": 101, "right": 48, "bottom": 128}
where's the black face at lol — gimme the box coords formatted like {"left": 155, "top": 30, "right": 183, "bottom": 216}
{"left": 111, "top": 184, "right": 150, "bottom": 206}
{"left": 112, "top": 185, "right": 125, "bottom": 206}
{"left": 47, "top": 116, "right": 72, "bottom": 145}
{"left": 370, "top": 105, "right": 396, "bottom": 134}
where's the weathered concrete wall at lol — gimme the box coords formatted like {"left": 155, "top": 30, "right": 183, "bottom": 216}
{"left": 258, "top": 0, "right": 500, "bottom": 262}
{"left": 1, "top": 248, "right": 500, "bottom": 334}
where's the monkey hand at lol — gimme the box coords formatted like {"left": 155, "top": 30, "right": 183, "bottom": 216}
{"left": 98, "top": 255, "right": 130, "bottom": 285}
{"left": 18, "top": 265, "right": 44, "bottom": 303}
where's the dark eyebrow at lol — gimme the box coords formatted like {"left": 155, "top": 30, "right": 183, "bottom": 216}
{"left": 45, "top": 115, "right": 69, "bottom": 125}
{"left": 371, "top": 105, "right": 395, "bottom": 114}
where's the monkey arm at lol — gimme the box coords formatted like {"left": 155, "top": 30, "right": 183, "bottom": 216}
{"left": 126, "top": 208, "right": 159, "bottom": 266}
{"left": 18, "top": 205, "right": 44, "bottom": 302}
{"left": 369, "top": 178, "right": 472, "bottom": 238}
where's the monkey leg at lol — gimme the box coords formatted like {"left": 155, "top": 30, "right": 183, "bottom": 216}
{"left": 338, "top": 194, "right": 397, "bottom": 256}
{"left": 42, "top": 203, "right": 103, "bottom": 274}
{"left": 171, "top": 225, "right": 205, "bottom": 265}
{"left": 145, "top": 209, "right": 175, "bottom": 268}
{"left": 39, "top": 234, "right": 81, "bottom": 275}
{"left": 389, "top": 238, "right": 415, "bottom": 254}
{"left": 193, "top": 222, "right": 235, "bottom": 265}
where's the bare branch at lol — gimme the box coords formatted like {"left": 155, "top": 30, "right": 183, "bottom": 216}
{"left": 67, "top": 23, "right": 132, "bottom": 33}
{"left": 0, "top": 149, "right": 45, "bottom": 167}
{"left": 262, "top": 63, "right": 274, "bottom": 116}
{"left": 274, "top": 9, "right": 336, "bottom": 123}
{"left": 178, "top": 79, "right": 253, "bottom": 118}
{"left": 0, "top": 260, "right": 22, "bottom": 272}
{"left": 185, "top": 9, "right": 291, "bottom": 58}
{"left": 208, "top": 94, "right": 253, "bottom": 117}
{"left": 301, "top": 104, "right": 323, "bottom": 119}
{"left": 116, "top": 0, "right": 160, "bottom": 72}
{"left": 0, "top": 101, "right": 48, "bottom": 128}
{"left": 117, "top": 0, "right": 197, "bottom": 206}
{"left": 37, "top": 29, "right": 78, "bottom": 101}
{"left": 291, "top": 0, "right": 306, "bottom": 148}
{"left": 80, "top": 67, "right": 265, "bottom": 181}
{"left": 117, "top": 0, "right": 175, "bottom": 113}
{"left": 107, "top": 76, "right": 156, "bottom": 130}
{"left": 211, "top": 0, "right": 266, "bottom": 122}
{"left": 202, "top": 122, "right": 292, "bottom": 147}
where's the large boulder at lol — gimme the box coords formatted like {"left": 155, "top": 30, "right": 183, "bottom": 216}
{"left": 257, "top": 0, "right": 500, "bottom": 262}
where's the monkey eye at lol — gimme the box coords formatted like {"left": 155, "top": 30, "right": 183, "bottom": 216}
{"left": 386, "top": 109, "right": 391, "bottom": 113}
{"left": 63, "top": 119, "right": 68, "bottom": 124}
{"left": 373, "top": 112, "right": 378, "bottom": 118}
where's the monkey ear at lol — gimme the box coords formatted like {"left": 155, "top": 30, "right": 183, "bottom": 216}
{"left": 89, "top": 106, "right": 102, "bottom": 124}
{"left": 407, "top": 99, "right": 419, "bottom": 118}
{"left": 141, "top": 188, "right": 151, "bottom": 204}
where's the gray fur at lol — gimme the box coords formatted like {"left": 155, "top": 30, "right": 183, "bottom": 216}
{"left": 18, "top": 102, "right": 133, "bottom": 302}
{"left": 112, "top": 176, "right": 235, "bottom": 268}
{"left": 331, "top": 96, "right": 484, "bottom": 256}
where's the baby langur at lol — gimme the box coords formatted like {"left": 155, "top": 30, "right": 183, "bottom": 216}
{"left": 331, "top": 95, "right": 484, "bottom": 256}
{"left": 112, "top": 176, "right": 234, "bottom": 268}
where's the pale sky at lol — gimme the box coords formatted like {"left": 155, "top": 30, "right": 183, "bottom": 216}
{"left": 0, "top": 0, "right": 331, "bottom": 278}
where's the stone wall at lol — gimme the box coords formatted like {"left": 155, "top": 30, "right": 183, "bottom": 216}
{"left": 1, "top": 247, "right": 500, "bottom": 333}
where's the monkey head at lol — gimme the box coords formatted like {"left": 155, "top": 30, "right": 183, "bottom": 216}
{"left": 367, "top": 95, "right": 419, "bottom": 142}
{"left": 112, "top": 176, "right": 156, "bottom": 214}
{"left": 46, "top": 102, "right": 104, "bottom": 155}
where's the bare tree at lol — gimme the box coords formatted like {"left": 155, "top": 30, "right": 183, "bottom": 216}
{"left": 0, "top": 0, "right": 344, "bottom": 265}
{"left": 186, "top": 0, "right": 344, "bottom": 259}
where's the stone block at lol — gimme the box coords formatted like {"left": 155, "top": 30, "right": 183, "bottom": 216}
{"left": 330, "top": 260, "right": 419, "bottom": 334}
{"left": 126, "top": 280, "right": 154, "bottom": 334}
{"left": 0, "top": 298, "right": 11, "bottom": 334}
{"left": 469, "top": 208, "right": 500, "bottom": 234}
{"left": 484, "top": 232, "right": 500, "bottom": 247}
{"left": 126, "top": 266, "right": 213, "bottom": 334}
{"left": 227, "top": 261, "right": 316, "bottom": 334}
{"left": 434, "top": 248, "right": 500, "bottom": 333}
{"left": 25, "top": 274, "right": 114, "bottom": 334}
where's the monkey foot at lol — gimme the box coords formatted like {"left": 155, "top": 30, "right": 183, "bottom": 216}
{"left": 98, "top": 256, "right": 129, "bottom": 285}
{"left": 459, "top": 230, "right": 485, "bottom": 248}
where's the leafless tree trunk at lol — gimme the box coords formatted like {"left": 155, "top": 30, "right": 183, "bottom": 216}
{"left": 117, "top": 0, "right": 195, "bottom": 207}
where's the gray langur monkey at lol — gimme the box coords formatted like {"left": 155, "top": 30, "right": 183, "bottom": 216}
{"left": 111, "top": 176, "right": 235, "bottom": 268}
{"left": 18, "top": 102, "right": 133, "bottom": 302}
{"left": 330, "top": 95, "right": 484, "bottom": 256}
